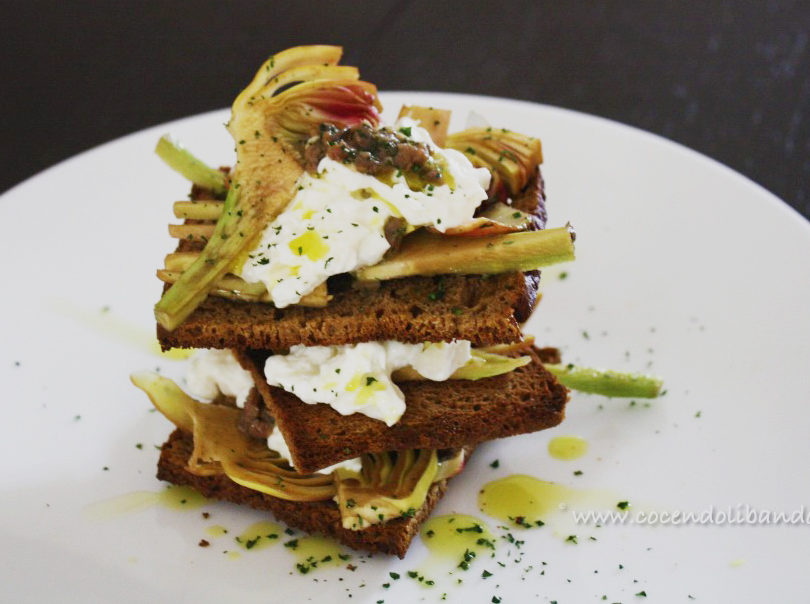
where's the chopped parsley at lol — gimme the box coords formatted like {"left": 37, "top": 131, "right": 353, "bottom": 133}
{"left": 458, "top": 548, "right": 476, "bottom": 570}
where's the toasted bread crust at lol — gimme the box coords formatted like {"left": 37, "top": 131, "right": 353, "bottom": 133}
{"left": 157, "top": 429, "right": 451, "bottom": 558}
{"left": 240, "top": 346, "right": 568, "bottom": 474}
{"left": 159, "top": 270, "right": 537, "bottom": 350}
{"left": 157, "top": 169, "right": 546, "bottom": 351}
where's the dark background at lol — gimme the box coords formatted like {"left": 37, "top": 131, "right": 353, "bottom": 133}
{"left": 4, "top": 1, "right": 809, "bottom": 220}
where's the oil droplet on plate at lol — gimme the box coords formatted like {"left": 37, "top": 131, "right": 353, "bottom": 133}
{"left": 548, "top": 436, "right": 588, "bottom": 460}
{"left": 157, "top": 485, "right": 207, "bottom": 510}
{"left": 84, "top": 485, "right": 207, "bottom": 519}
{"left": 51, "top": 299, "right": 189, "bottom": 360}
{"left": 289, "top": 536, "right": 350, "bottom": 574}
{"left": 478, "top": 475, "right": 582, "bottom": 525}
{"left": 235, "top": 521, "right": 282, "bottom": 551}
{"left": 420, "top": 513, "right": 496, "bottom": 566}
{"left": 205, "top": 524, "right": 229, "bottom": 538}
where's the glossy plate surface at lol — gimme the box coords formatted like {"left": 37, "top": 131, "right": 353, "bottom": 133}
{"left": 3, "top": 92, "right": 809, "bottom": 602}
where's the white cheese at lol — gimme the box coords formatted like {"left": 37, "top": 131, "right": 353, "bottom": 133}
{"left": 185, "top": 349, "right": 254, "bottom": 407}
{"left": 239, "top": 119, "right": 490, "bottom": 307}
{"left": 263, "top": 340, "right": 472, "bottom": 426}
{"left": 267, "top": 426, "right": 362, "bottom": 474}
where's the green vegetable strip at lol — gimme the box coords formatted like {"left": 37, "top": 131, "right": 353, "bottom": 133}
{"left": 155, "top": 185, "right": 256, "bottom": 330}
{"left": 544, "top": 363, "right": 663, "bottom": 398}
{"left": 452, "top": 351, "right": 531, "bottom": 380}
{"left": 393, "top": 350, "right": 531, "bottom": 382}
{"left": 355, "top": 226, "right": 575, "bottom": 282}
{"left": 155, "top": 135, "right": 228, "bottom": 195}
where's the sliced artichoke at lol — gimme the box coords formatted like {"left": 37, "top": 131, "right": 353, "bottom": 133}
{"left": 131, "top": 372, "right": 336, "bottom": 501}
{"left": 155, "top": 45, "right": 382, "bottom": 331}
{"left": 334, "top": 450, "right": 438, "bottom": 530}
{"left": 445, "top": 127, "right": 543, "bottom": 199}
{"left": 130, "top": 372, "right": 462, "bottom": 523}
{"left": 391, "top": 349, "right": 531, "bottom": 382}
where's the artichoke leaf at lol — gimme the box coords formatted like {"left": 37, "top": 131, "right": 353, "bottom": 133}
{"left": 130, "top": 372, "right": 336, "bottom": 502}
{"left": 446, "top": 127, "right": 542, "bottom": 197}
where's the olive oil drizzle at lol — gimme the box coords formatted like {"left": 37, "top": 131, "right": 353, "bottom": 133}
{"left": 420, "top": 513, "right": 496, "bottom": 568}
{"left": 84, "top": 485, "right": 207, "bottom": 519}
{"left": 547, "top": 436, "right": 589, "bottom": 461}
{"left": 234, "top": 521, "right": 282, "bottom": 551}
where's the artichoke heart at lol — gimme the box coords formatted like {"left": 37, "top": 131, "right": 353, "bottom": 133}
{"left": 334, "top": 449, "right": 439, "bottom": 530}
{"left": 446, "top": 127, "right": 542, "bottom": 199}
{"left": 130, "top": 371, "right": 460, "bottom": 521}
{"left": 130, "top": 372, "right": 336, "bottom": 502}
{"left": 155, "top": 45, "right": 382, "bottom": 331}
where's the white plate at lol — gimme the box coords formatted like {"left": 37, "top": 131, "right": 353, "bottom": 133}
{"left": 3, "top": 92, "right": 809, "bottom": 603}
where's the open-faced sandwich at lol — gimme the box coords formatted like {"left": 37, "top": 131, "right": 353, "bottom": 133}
{"left": 132, "top": 45, "right": 659, "bottom": 558}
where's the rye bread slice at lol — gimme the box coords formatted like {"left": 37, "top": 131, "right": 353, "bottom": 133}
{"left": 156, "top": 169, "right": 547, "bottom": 351}
{"left": 157, "top": 428, "right": 456, "bottom": 558}
{"left": 239, "top": 346, "right": 568, "bottom": 474}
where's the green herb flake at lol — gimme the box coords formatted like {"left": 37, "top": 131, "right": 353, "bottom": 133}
{"left": 427, "top": 278, "right": 446, "bottom": 301}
